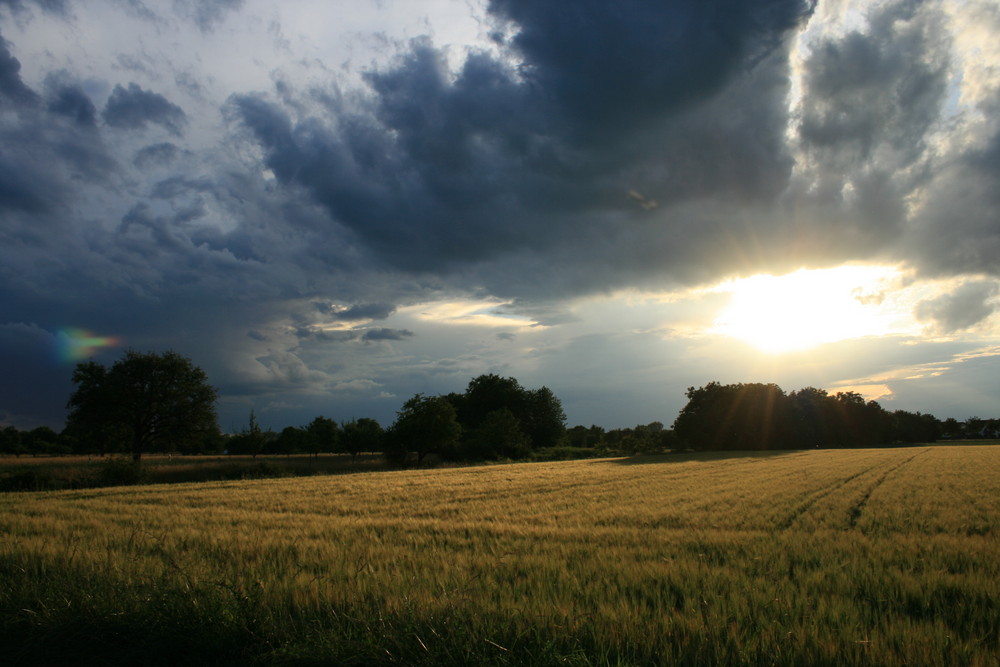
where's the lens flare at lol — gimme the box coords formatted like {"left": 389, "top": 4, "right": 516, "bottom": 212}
{"left": 56, "top": 328, "right": 122, "bottom": 362}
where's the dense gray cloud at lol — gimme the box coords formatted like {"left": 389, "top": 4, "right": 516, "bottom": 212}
{"left": 0, "top": 0, "right": 997, "bottom": 431}
{"left": 916, "top": 281, "right": 999, "bottom": 332}
{"left": 798, "top": 3, "right": 948, "bottom": 166}
{"left": 46, "top": 80, "right": 97, "bottom": 126}
{"left": 0, "top": 38, "right": 114, "bottom": 217}
{"left": 0, "top": 156, "right": 49, "bottom": 212}
{"left": 230, "top": 0, "right": 816, "bottom": 296}
{"left": 793, "top": 0, "right": 999, "bottom": 281}
{"left": 133, "top": 142, "right": 180, "bottom": 168}
{"left": 0, "top": 32, "right": 39, "bottom": 106}
{"left": 103, "top": 83, "right": 187, "bottom": 135}
{"left": 361, "top": 328, "right": 414, "bottom": 342}
{"left": 783, "top": 0, "right": 954, "bottom": 271}
{"left": 489, "top": 0, "right": 811, "bottom": 133}
{"left": 905, "top": 93, "right": 1000, "bottom": 277}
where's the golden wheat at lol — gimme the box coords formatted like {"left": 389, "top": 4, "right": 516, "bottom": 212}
{"left": 2, "top": 446, "right": 998, "bottom": 665}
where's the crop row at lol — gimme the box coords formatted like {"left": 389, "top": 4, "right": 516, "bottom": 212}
{"left": 1, "top": 446, "right": 998, "bottom": 665}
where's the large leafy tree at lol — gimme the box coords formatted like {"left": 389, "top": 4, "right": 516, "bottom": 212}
{"left": 454, "top": 374, "right": 567, "bottom": 453}
{"left": 274, "top": 425, "right": 308, "bottom": 456}
{"left": 458, "top": 374, "right": 527, "bottom": 430}
{"left": 305, "top": 416, "right": 340, "bottom": 457}
{"left": 0, "top": 426, "right": 24, "bottom": 457}
{"left": 341, "top": 418, "right": 384, "bottom": 460}
{"left": 66, "top": 350, "right": 219, "bottom": 462}
{"left": 463, "top": 407, "right": 531, "bottom": 460}
{"left": 673, "top": 382, "right": 794, "bottom": 450}
{"left": 521, "top": 386, "right": 567, "bottom": 449}
{"left": 387, "top": 394, "right": 461, "bottom": 464}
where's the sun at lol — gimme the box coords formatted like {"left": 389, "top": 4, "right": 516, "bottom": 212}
{"left": 710, "top": 266, "right": 903, "bottom": 354}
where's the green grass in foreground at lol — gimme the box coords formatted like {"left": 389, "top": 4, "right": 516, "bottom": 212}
{"left": 1, "top": 446, "right": 998, "bottom": 665}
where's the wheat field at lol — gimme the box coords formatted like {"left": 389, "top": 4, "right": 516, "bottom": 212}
{"left": 2, "top": 446, "right": 998, "bottom": 665}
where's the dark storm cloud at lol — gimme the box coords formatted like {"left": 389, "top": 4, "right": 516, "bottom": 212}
{"left": 102, "top": 83, "right": 187, "bottom": 135}
{"left": 149, "top": 175, "right": 215, "bottom": 199}
{"left": 778, "top": 0, "right": 955, "bottom": 272}
{"left": 489, "top": 0, "right": 812, "bottom": 134}
{"left": 46, "top": 81, "right": 98, "bottom": 127}
{"left": 916, "top": 281, "right": 999, "bottom": 333}
{"left": 904, "top": 79, "right": 1000, "bottom": 278}
{"left": 0, "top": 55, "right": 115, "bottom": 217}
{"left": 109, "top": 192, "right": 306, "bottom": 276}
{"left": 0, "top": 32, "right": 40, "bottom": 107}
{"left": 294, "top": 324, "right": 414, "bottom": 345}
{"left": 0, "top": 155, "right": 50, "bottom": 213}
{"left": 5, "top": 164, "right": 289, "bottom": 323}
{"left": 133, "top": 142, "right": 180, "bottom": 168}
{"left": 294, "top": 327, "right": 357, "bottom": 343}
{"left": 361, "top": 328, "right": 414, "bottom": 342}
{"left": 798, "top": 2, "right": 949, "bottom": 166}
{"left": 230, "top": 0, "right": 816, "bottom": 294}
{"left": 2, "top": 0, "right": 998, "bottom": 431}
{"left": 908, "top": 157, "right": 1000, "bottom": 279}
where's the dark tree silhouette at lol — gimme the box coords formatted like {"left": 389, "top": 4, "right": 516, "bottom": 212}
{"left": 305, "top": 416, "right": 340, "bottom": 457}
{"left": 451, "top": 374, "right": 567, "bottom": 455}
{"left": 274, "top": 425, "right": 308, "bottom": 456}
{"left": 673, "top": 382, "right": 794, "bottom": 450}
{"left": 0, "top": 426, "right": 24, "bottom": 457}
{"left": 341, "top": 418, "right": 383, "bottom": 460}
{"left": 66, "top": 350, "right": 218, "bottom": 462}
{"left": 463, "top": 407, "right": 531, "bottom": 460}
{"left": 228, "top": 409, "right": 268, "bottom": 458}
{"left": 521, "top": 386, "right": 567, "bottom": 449}
{"left": 459, "top": 374, "right": 527, "bottom": 430}
{"left": 674, "top": 381, "right": 943, "bottom": 451}
{"left": 891, "top": 410, "right": 940, "bottom": 443}
{"left": 387, "top": 394, "right": 461, "bottom": 464}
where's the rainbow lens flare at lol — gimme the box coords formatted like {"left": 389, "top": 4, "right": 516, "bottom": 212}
{"left": 56, "top": 328, "right": 122, "bottom": 362}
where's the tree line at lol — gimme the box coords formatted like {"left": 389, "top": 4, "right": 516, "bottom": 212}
{"left": 672, "top": 382, "right": 964, "bottom": 451}
{"left": 2, "top": 350, "right": 996, "bottom": 460}
{"left": 3, "top": 351, "right": 573, "bottom": 463}
{"left": 228, "top": 373, "right": 570, "bottom": 465}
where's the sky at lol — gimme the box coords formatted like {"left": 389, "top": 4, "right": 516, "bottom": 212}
{"left": 1, "top": 0, "right": 998, "bottom": 434}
